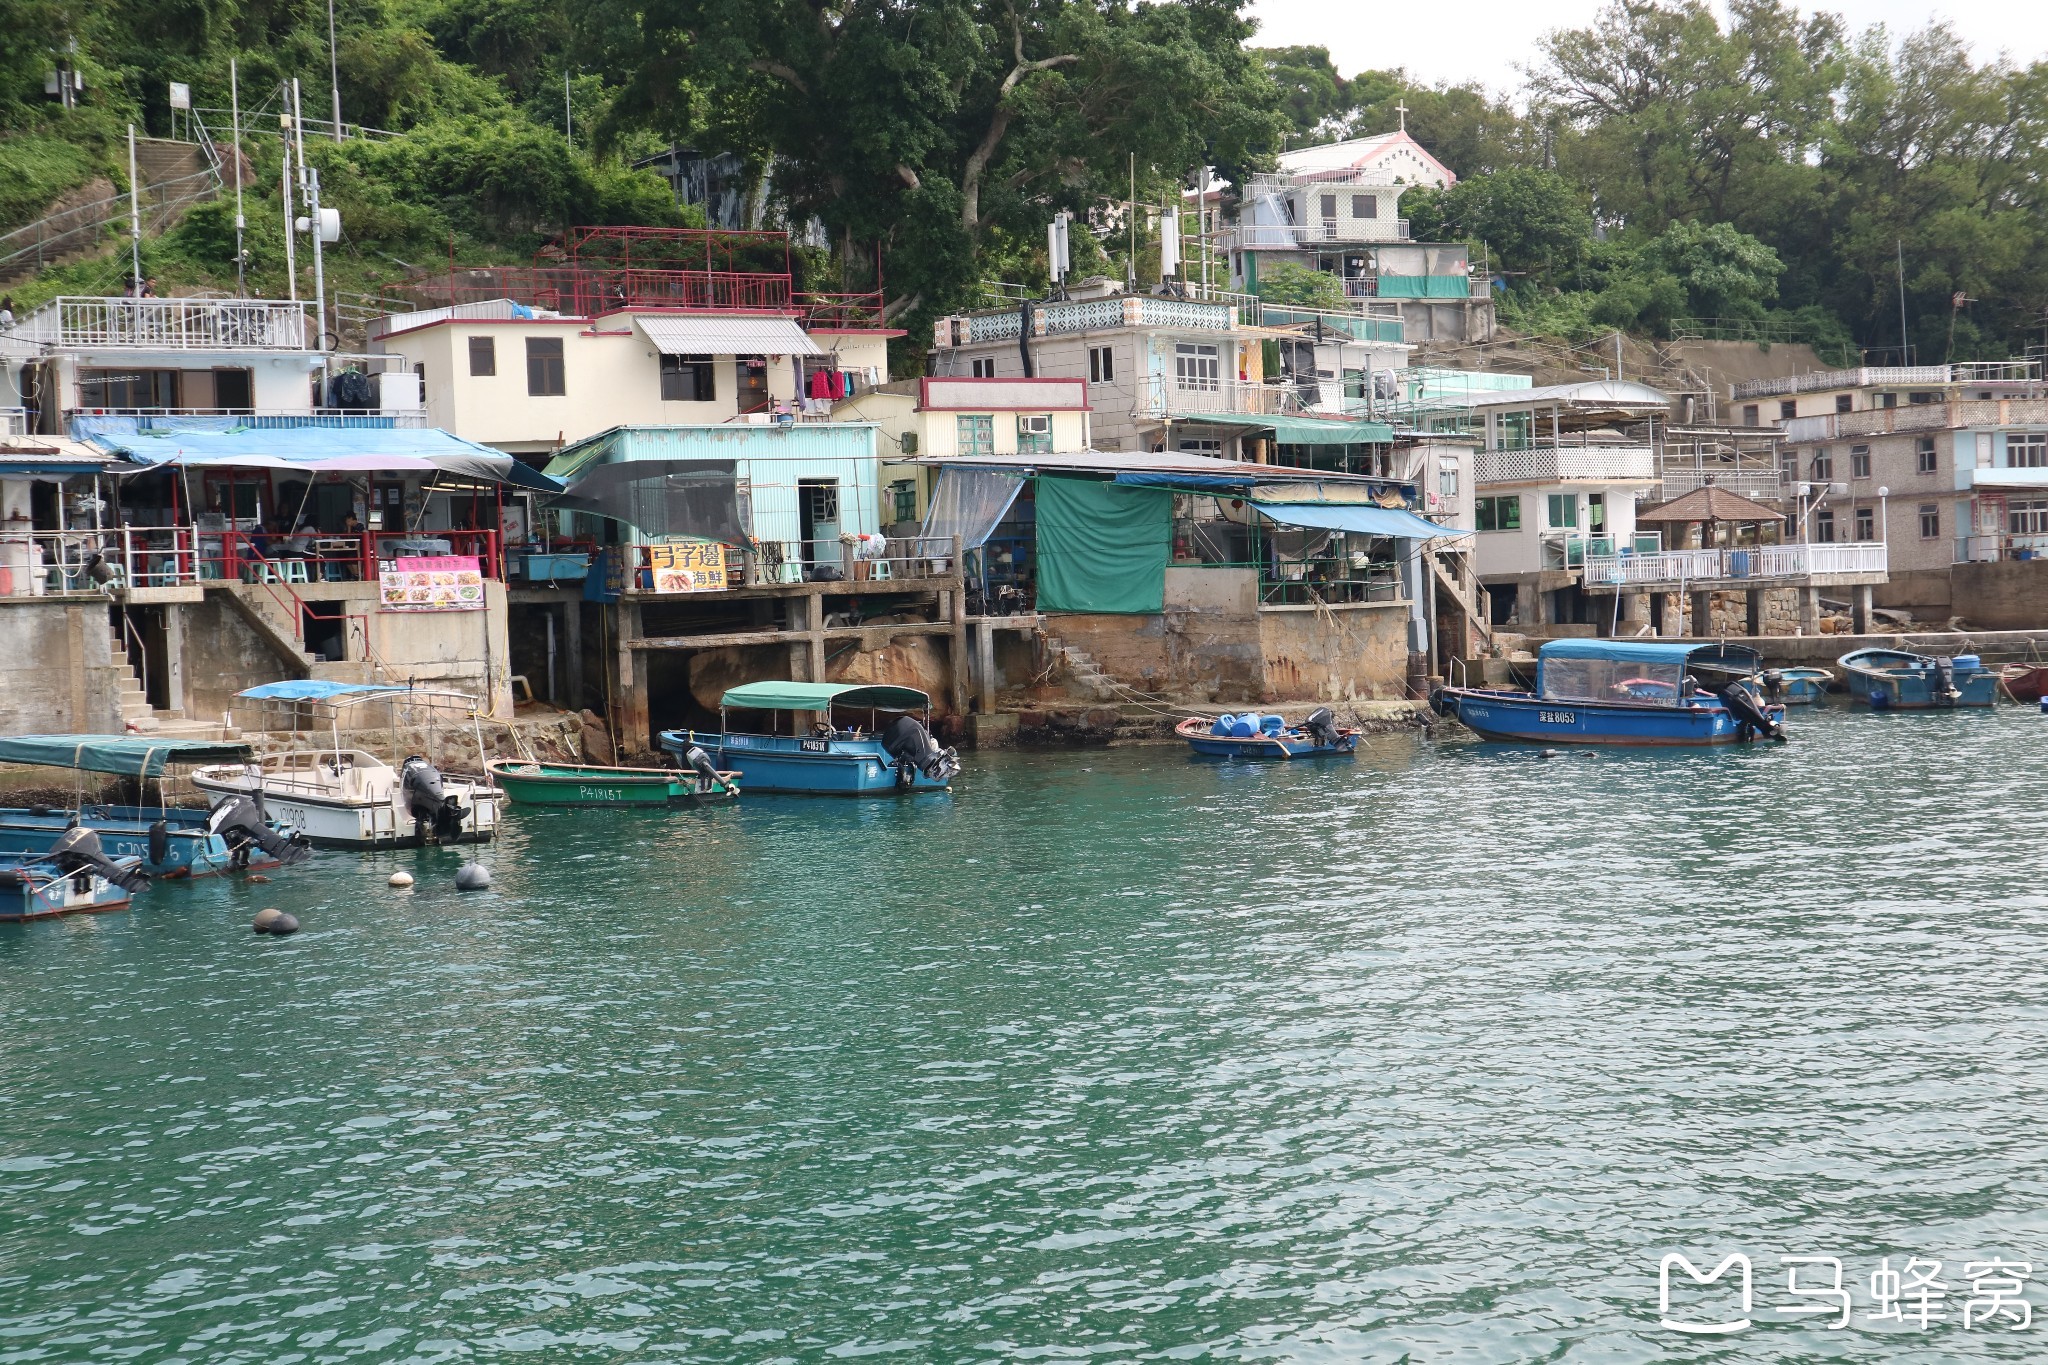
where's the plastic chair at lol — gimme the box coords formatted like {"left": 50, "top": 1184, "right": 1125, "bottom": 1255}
{"left": 870, "top": 559, "right": 892, "bottom": 580}
{"left": 281, "top": 559, "right": 310, "bottom": 584}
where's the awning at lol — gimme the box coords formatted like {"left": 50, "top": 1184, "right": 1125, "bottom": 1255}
{"left": 720, "top": 681, "right": 932, "bottom": 711}
{"left": 1254, "top": 503, "right": 1465, "bottom": 538}
{"left": 1264, "top": 417, "right": 1396, "bottom": 445}
{"left": 633, "top": 315, "right": 821, "bottom": 357}
{"left": 1114, "top": 471, "right": 1253, "bottom": 490}
{"left": 0, "top": 435, "right": 121, "bottom": 476}
{"left": 73, "top": 418, "right": 563, "bottom": 491}
{"left": 234, "top": 681, "right": 485, "bottom": 710}
{"left": 0, "top": 734, "right": 252, "bottom": 777}
{"left": 555, "top": 459, "right": 748, "bottom": 542}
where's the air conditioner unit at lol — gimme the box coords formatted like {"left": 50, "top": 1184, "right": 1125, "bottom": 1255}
{"left": 900, "top": 432, "right": 919, "bottom": 455}
{"left": 1020, "top": 415, "right": 1052, "bottom": 436}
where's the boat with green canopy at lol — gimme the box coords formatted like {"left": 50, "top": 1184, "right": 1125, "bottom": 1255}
{"left": 485, "top": 757, "right": 740, "bottom": 807}
{"left": 0, "top": 734, "right": 307, "bottom": 877}
{"left": 657, "top": 682, "right": 960, "bottom": 794}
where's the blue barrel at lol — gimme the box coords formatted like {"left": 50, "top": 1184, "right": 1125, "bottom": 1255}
{"left": 1228, "top": 714, "right": 1258, "bottom": 738}
{"left": 1954, "top": 654, "right": 1981, "bottom": 672}
{"left": 1729, "top": 550, "right": 1752, "bottom": 578}
{"left": 1211, "top": 713, "right": 1236, "bottom": 736}
{"left": 1260, "top": 714, "right": 1285, "bottom": 736}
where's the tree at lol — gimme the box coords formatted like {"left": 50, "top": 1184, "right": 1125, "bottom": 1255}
{"left": 1256, "top": 45, "right": 1350, "bottom": 139}
{"left": 1255, "top": 260, "right": 1347, "bottom": 309}
{"left": 1419, "top": 168, "right": 1592, "bottom": 278}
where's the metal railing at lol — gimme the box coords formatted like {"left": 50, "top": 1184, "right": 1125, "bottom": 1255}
{"left": 0, "top": 155, "right": 221, "bottom": 283}
{"left": 1657, "top": 468, "right": 1785, "bottom": 501}
{"left": 1476, "top": 445, "right": 1658, "bottom": 484}
{"left": 16, "top": 297, "right": 310, "bottom": 350}
{"left": 94, "top": 526, "right": 504, "bottom": 593}
{"left": 1583, "top": 541, "right": 1888, "bottom": 586}
{"left": 1140, "top": 374, "right": 1308, "bottom": 421}
{"left": 65, "top": 407, "right": 426, "bottom": 430}
{"left": 401, "top": 266, "right": 794, "bottom": 317}
{"left": 1955, "top": 532, "right": 2048, "bottom": 564}
{"left": 621, "top": 535, "right": 959, "bottom": 590}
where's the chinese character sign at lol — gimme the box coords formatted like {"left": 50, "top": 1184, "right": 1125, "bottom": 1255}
{"left": 646, "top": 541, "right": 731, "bottom": 594}
{"left": 379, "top": 556, "right": 487, "bottom": 612}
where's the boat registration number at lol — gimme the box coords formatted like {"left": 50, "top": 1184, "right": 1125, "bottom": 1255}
{"left": 1538, "top": 710, "right": 1576, "bottom": 725}
{"left": 800, "top": 738, "right": 829, "bottom": 752}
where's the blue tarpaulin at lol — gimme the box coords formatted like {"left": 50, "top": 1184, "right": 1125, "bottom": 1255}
{"left": 1254, "top": 503, "right": 1465, "bottom": 539}
{"left": 1113, "top": 472, "right": 1255, "bottom": 491}
{"left": 235, "top": 681, "right": 404, "bottom": 701}
{"left": 75, "top": 417, "right": 562, "bottom": 491}
{"left": 0, "top": 734, "right": 251, "bottom": 777}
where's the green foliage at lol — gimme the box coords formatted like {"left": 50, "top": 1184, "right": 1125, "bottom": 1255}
{"left": 0, "top": 132, "right": 109, "bottom": 232}
{"left": 1259, "top": 46, "right": 1351, "bottom": 138}
{"left": 1640, "top": 219, "right": 1782, "bottom": 320}
{"left": 1409, "top": 168, "right": 1592, "bottom": 279}
{"left": 1255, "top": 260, "right": 1348, "bottom": 310}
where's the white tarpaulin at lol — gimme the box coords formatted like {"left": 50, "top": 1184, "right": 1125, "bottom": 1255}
{"left": 919, "top": 466, "right": 1026, "bottom": 550}
{"left": 632, "top": 315, "right": 821, "bottom": 356}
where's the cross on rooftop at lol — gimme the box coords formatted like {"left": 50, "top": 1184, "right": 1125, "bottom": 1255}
{"left": 1394, "top": 99, "right": 1408, "bottom": 131}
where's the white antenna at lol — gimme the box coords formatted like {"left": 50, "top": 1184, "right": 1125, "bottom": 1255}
{"left": 231, "top": 58, "right": 246, "bottom": 297}
{"left": 1159, "top": 208, "right": 1181, "bottom": 280}
{"left": 1047, "top": 211, "right": 1071, "bottom": 287}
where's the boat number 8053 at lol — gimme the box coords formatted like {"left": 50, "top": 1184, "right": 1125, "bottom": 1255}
{"left": 1538, "top": 710, "right": 1576, "bottom": 725}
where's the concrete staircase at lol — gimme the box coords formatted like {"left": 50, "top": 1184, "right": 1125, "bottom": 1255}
{"left": 109, "top": 632, "right": 230, "bottom": 739}
{"left": 1045, "top": 638, "right": 1122, "bottom": 701}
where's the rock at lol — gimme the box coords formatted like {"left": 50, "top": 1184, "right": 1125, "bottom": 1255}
{"left": 253, "top": 907, "right": 283, "bottom": 933}
{"left": 389, "top": 870, "right": 414, "bottom": 888}
{"left": 270, "top": 913, "right": 300, "bottom": 936}
{"left": 454, "top": 862, "right": 491, "bottom": 891}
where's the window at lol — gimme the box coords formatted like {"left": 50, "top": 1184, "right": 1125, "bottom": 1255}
{"left": 1813, "top": 508, "right": 1835, "bottom": 543}
{"left": 970, "top": 357, "right": 996, "bottom": 379}
{"left": 1088, "top": 346, "right": 1114, "bottom": 384}
{"left": 1438, "top": 460, "right": 1459, "bottom": 499}
{"left": 1926, "top": 503, "right": 1949, "bottom": 538}
{"left": 1352, "top": 193, "right": 1377, "bottom": 219}
{"left": 79, "top": 368, "right": 179, "bottom": 409}
{"left": 1475, "top": 495, "right": 1521, "bottom": 532}
{"left": 1016, "top": 414, "right": 1053, "bottom": 454}
{"left": 1174, "top": 343, "right": 1220, "bottom": 393}
{"left": 1319, "top": 193, "right": 1337, "bottom": 222}
{"left": 1916, "top": 436, "right": 1937, "bottom": 474}
{"left": 1811, "top": 448, "right": 1833, "bottom": 480}
{"left": 1587, "top": 491, "right": 1606, "bottom": 532}
{"left": 1176, "top": 438, "right": 1222, "bottom": 455}
{"left": 2009, "top": 500, "right": 2048, "bottom": 536}
{"left": 956, "top": 414, "right": 994, "bottom": 456}
{"left": 468, "top": 336, "right": 496, "bottom": 376}
{"left": 1743, "top": 405, "right": 1760, "bottom": 426}
{"left": 1780, "top": 400, "right": 1797, "bottom": 420}
{"left": 659, "top": 354, "right": 716, "bottom": 402}
{"left": 803, "top": 480, "right": 839, "bottom": 522}
{"left": 525, "top": 337, "right": 564, "bottom": 396}
{"left": 1909, "top": 391, "right": 1936, "bottom": 405}
{"left": 1879, "top": 392, "right": 1897, "bottom": 408}
{"left": 1851, "top": 445, "right": 1871, "bottom": 479}
{"left": 1546, "top": 493, "right": 1578, "bottom": 528}
{"left": 1836, "top": 394, "right": 1853, "bottom": 413}
{"left": 2010, "top": 433, "right": 2048, "bottom": 468}
{"left": 1855, "top": 506, "right": 1875, "bottom": 540}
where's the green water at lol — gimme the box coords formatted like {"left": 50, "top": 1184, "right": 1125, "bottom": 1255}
{"left": 5, "top": 708, "right": 2048, "bottom": 1362}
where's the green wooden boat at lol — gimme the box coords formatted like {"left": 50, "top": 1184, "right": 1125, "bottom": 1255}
{"left": 485, "top": 759, "right": 740, "bottom": 807}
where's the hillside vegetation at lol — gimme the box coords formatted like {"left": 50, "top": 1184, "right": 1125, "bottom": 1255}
{"left": 2, "top": 0, "right": 2044, "bottom": 364}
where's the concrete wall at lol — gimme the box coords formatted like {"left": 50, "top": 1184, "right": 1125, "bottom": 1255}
{"left": 1873, "top": 569, "right": 1954, "bottom": 620}
{"left": 1949, "top": 560, "right": 2048, "bottom": 630}
{"left": 1258, "top": 602, "right": 1409, "bottom": 701}
{"left": 181, "top": 594, "right": 302, "bottom": 724}
{"left": 0, "top": 599, "right": 125, "bottom": 733}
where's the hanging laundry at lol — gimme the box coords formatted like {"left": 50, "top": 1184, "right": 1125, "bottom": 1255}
{"left": 807, "top": 367, "right": 833, "bottom": 400}
{"left": 830, "top": 370, "right": 848, "bottom": 400}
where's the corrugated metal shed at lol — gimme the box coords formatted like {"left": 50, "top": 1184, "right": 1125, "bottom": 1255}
{"left": 632, "top": 315, "right": 820, "bottom": 356}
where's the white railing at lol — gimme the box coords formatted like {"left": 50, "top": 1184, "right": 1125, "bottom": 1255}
{"left": 1658, "top": 469, "right": 1784, "bottom": 501}
{"left": 1476, "top": 445, "right": 1657, "bottom": 484}
{"left": 15, "top": 297, "right": 311, "bottom": 350}
{"left": 1230, "top": 221, "right": 1408, "bottom": 249}
{"left": 1583, "top": 541, "right": 1888, "bottom": 586}
{"left": 66, "top": 407, "right": 425, "bottom": 429}
{"left": 1140, "top": 374, "right": 1307, "bottom": 420}
{"left": 1733, "top": 366, "right": 1954, "bottom": 400}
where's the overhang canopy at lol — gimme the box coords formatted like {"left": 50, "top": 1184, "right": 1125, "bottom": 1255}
{"left": 1636, "top": 485, "right": 1785, "bottom": 523}
{"left": 0, "top": 734, "right": 252, "bottom": 777}
{"left": 720, "top": 681, "right": 931, "bottom": 712}
{"left": 1254, "top": 502, "right": 1464, "bottom": 539}
{"left": 73, "top": 418, "right": 562, "bottom": 491}
{"left": 632, "top": 314, "right": 820, "bottom": 356}
{"left": 1264, "top": 416, "right": 1396, "bottom": 444}
{"left": 0, "top": 435, "right": 121, "bottom": 476}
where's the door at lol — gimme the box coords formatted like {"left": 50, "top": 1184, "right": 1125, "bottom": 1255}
{"left": 213, "top": 368, "right": 254, "bottom": 413}
{"left": 798, "top": 478, "right": 839, "bottom": 572}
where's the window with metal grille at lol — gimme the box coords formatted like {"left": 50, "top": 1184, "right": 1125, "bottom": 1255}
{"left": 1836, "top": 394, "right": 1853, "bottom": 413}
{"left": 659, "top": 354, "right": 716, "bottom": 402}
{"left": 1016, "top": 415, "right": 1053, "bottom": 454}
{"left": 2009, "top": 500, "right": 2048, "bottom": 535}
{"left": 2010, "top": 433, "right": 2048, "bottom": 467}
{"left": 468, "top": 336, "right": 495, "bottom": 376}
{"left": 1780, "top": 400, "right": 1797, "bottom": 420}
{"left": 956, "top": 414, "right": 994, "bottom": 455}
{"left": 1174, "top": 343, "right": 1220, "bottom": 393}
{"left": 803, "top": 481, "right": 838, "bottom": 522}
{"left": 1851, "top": 445, "right": 1871, "bottom": 478}
{"left": 1855, "top": 506, "right": 1875, "bottom": 540}
{"left": 1916, "top": 436, "right": 1937, "bottom": 474}
{"left": 525, "top": 337, "right": 564, "bottom": 396}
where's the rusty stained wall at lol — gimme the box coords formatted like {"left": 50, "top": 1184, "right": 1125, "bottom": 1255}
{"left": 1257, "top": 602, "right": 1410, "bottom": 702}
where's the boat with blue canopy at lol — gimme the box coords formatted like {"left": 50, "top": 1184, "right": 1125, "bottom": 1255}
{"left": 1837, "top": 648, "right": 1998, "bottom": 709}
{"left": 0, "top": 735, "right": 307, "bottom": 876}
{"left": 658, "top": 682, "right": 959, "bottom": 794}
{"left": 1430, "top": 639, "right": 1787, "bottom": 746}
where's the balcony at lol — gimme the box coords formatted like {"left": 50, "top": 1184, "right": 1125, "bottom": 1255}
{"left": 1582, "top": 541, "right": 1888, "bottom": 590}
{"left": 1475, "top": 445, "right": 1657, "bottom": 485}
{"left": 941, "top": 294, "right": 1237, "bottom": 346}
{"left": 16, "top": 297, "right": 311, "bottom": 351}
{"left": 65, "top": 408, "right": 427, "bottom": 431}
{"left": 1658, "top": 468, "right": 1784, "bottom": 502}
{"left": 1231, "top": 220, "right": 1411, "bottom": 250}
{"left": 1140, "top": 374, "right": 1306, "bottom": 421}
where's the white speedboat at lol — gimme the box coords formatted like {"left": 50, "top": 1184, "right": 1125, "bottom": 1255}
{"left": 191, "top": 748, "right": 499, "bottom": 848}
{"left": 192, "top": 681, "right": 501, "bottom": 848}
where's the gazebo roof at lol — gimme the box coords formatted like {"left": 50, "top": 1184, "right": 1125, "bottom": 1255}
{"left": 1636, "top": 485, "right": 1784, "bottom": 524}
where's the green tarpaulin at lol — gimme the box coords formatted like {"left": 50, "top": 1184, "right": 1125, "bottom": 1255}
{"left": 720, "top": 682, "right": 932, "bottom": 712}
{"left": 1265, "top": 417, "right": 1396, "bottom": 445}
{"left": 1035, "top": 476, "right": 1171, "bottom": 614}
{"left": 0, "top": 735, "right": 252, "bottom": 777}
{"left": 1375, "top": 274, "right": 1471, "bottom": 299}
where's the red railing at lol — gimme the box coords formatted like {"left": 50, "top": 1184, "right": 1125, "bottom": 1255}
{"left": 411, "top": 266, "right": 794, "bottom": 317}
{"left": 122, "top": 527, "right": 505, "bottom": 587}
{"left": 798, "top": 292, "right": 888, "bottom": 329}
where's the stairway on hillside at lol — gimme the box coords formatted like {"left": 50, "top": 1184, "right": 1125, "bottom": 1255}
{"left": 0, "top": 138, "right": 219, "bottom": 286}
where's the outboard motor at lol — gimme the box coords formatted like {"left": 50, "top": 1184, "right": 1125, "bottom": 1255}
{"left": 1932, "top": 657, "right": 1959, "bottom": 707}
{"left": 48, "top": 824, "right": 150, "bottom": 892}
{"left": 1303, "top": 707, "right": 1341, "bottom": 748}
{"left": 1759, "top": 669, "right": 1786, "bottom": 705}
{"left": 681, "top": 743, "right": 723, "bottom": 793}
{"left": 400, "top": 755, "right": 467, "bottom": 842}
{"left": 1716, "top": 680, "right": 1787, "bottom": 743}
{"left": 207, "top": 796, "right": 311, "bottom": 867}
{"left": 879, "top": 715, "right": 960, "bottom": 789}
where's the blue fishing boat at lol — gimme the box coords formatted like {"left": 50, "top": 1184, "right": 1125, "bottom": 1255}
{"left": 1430, "top": 640, "right": 1787, "bottom": 746}
{"left": 1177, "top": 709, "right": 1359, "bottom": 759}
{"left": 1761, "top": 666, "right": 1835, "bottom": 705}
{"left": 0, "top": 735, "right": 308, "bottom": 877}
{"left": 0, "top": 826, "right": 148, "bottom": 922}
{"left": 1837, "top": 648, "right": 1998, "bottom": 709}
{"left": 658, "top": 682, "right": 960, "bottom": 795}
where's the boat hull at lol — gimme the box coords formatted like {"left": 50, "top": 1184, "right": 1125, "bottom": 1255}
{"left": 0, "top": 806, "right": 286, "bottom": 878}
{"left": 190, "top": 773, "right": 499, "bottom": 848}
{"left": 2000, "top": 664, "right": 2048, "bottom": 703}
{"left": 1770, "top": 668, "right": 1834, "bottom": 705}
{"left": 487, "top": 760, "right": 739, "bottom": 807}
{"left": 0, "top": 860, "right": 134, "bottom": 921}
{"left": 1838, "top": 651, "right": 1998, "bottom": 709}
{"left": 1176, "top": 718, "right": 1359, "bottom": 759}
{"left": 1436, "top": 687, "right": 1779, "bottom": 746}
{"left": 659, "top": 730, "right": 951, "bottom": 794}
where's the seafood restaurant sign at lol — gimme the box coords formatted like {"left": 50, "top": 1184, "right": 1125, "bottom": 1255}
{"left": 379, "top": 556, "right": 488, "bottom": 612}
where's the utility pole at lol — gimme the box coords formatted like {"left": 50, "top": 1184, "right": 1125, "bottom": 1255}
{"left": 281, "top": 84, "right": 298, "bottom": 304}
{"left": 231, "top": 58, "right": 246, "bottom": 297}
{"left": 564, "top": 72, "right": 573, "bottom": 148}
{"left": 126, "top": 124, "right": 143, "bottom": 295}
{"left": 327, "top": 0, "right": 343, "bottom": 140}
{"left": 1896, "top": 238, "right": 1909, "bottom": 365}
{"left": 308, "top": 166, "right": 329, "bottom": 354}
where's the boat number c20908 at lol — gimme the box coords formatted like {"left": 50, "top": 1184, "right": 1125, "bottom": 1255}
{"left": 1538, "top": 711, "right": 1576, "bottom": 725}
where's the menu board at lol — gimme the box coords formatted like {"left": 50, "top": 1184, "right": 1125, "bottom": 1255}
{"left": 379, "top": 555, "right": 487, "bottom": 612}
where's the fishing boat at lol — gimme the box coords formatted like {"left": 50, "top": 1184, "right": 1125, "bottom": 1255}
{"left": 190, "top": 681, "right": 501, "bottom": 847}
{"left": 1759, "top": 666, "right": 1835, "bottom": 705}
{"left": 1836, "top": 648, "right": 1998, "bottom": 709}
{"left": 1177, "top": 709, "right": 1359, "bottom": 759}
{"left": 486, "top": 757, "right": 740, "bottom": 807}
{"left": 1430, "top": 640, "right": 1787, "bottom": 746}
{"left": 1999, "top": 662, "right": 2048, "bottom": 703}
{"left": 0, "top": 735, "right": 307, "bottom": 877}
{"left": 0, "top": 826, "right": 148, "bottom": 922}
{"left": 658, "top": 682, "right": 959, "bottom": 795}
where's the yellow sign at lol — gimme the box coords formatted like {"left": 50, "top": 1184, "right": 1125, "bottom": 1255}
{"left": 646, "top": 540, "right": 730, "bottom": 593}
